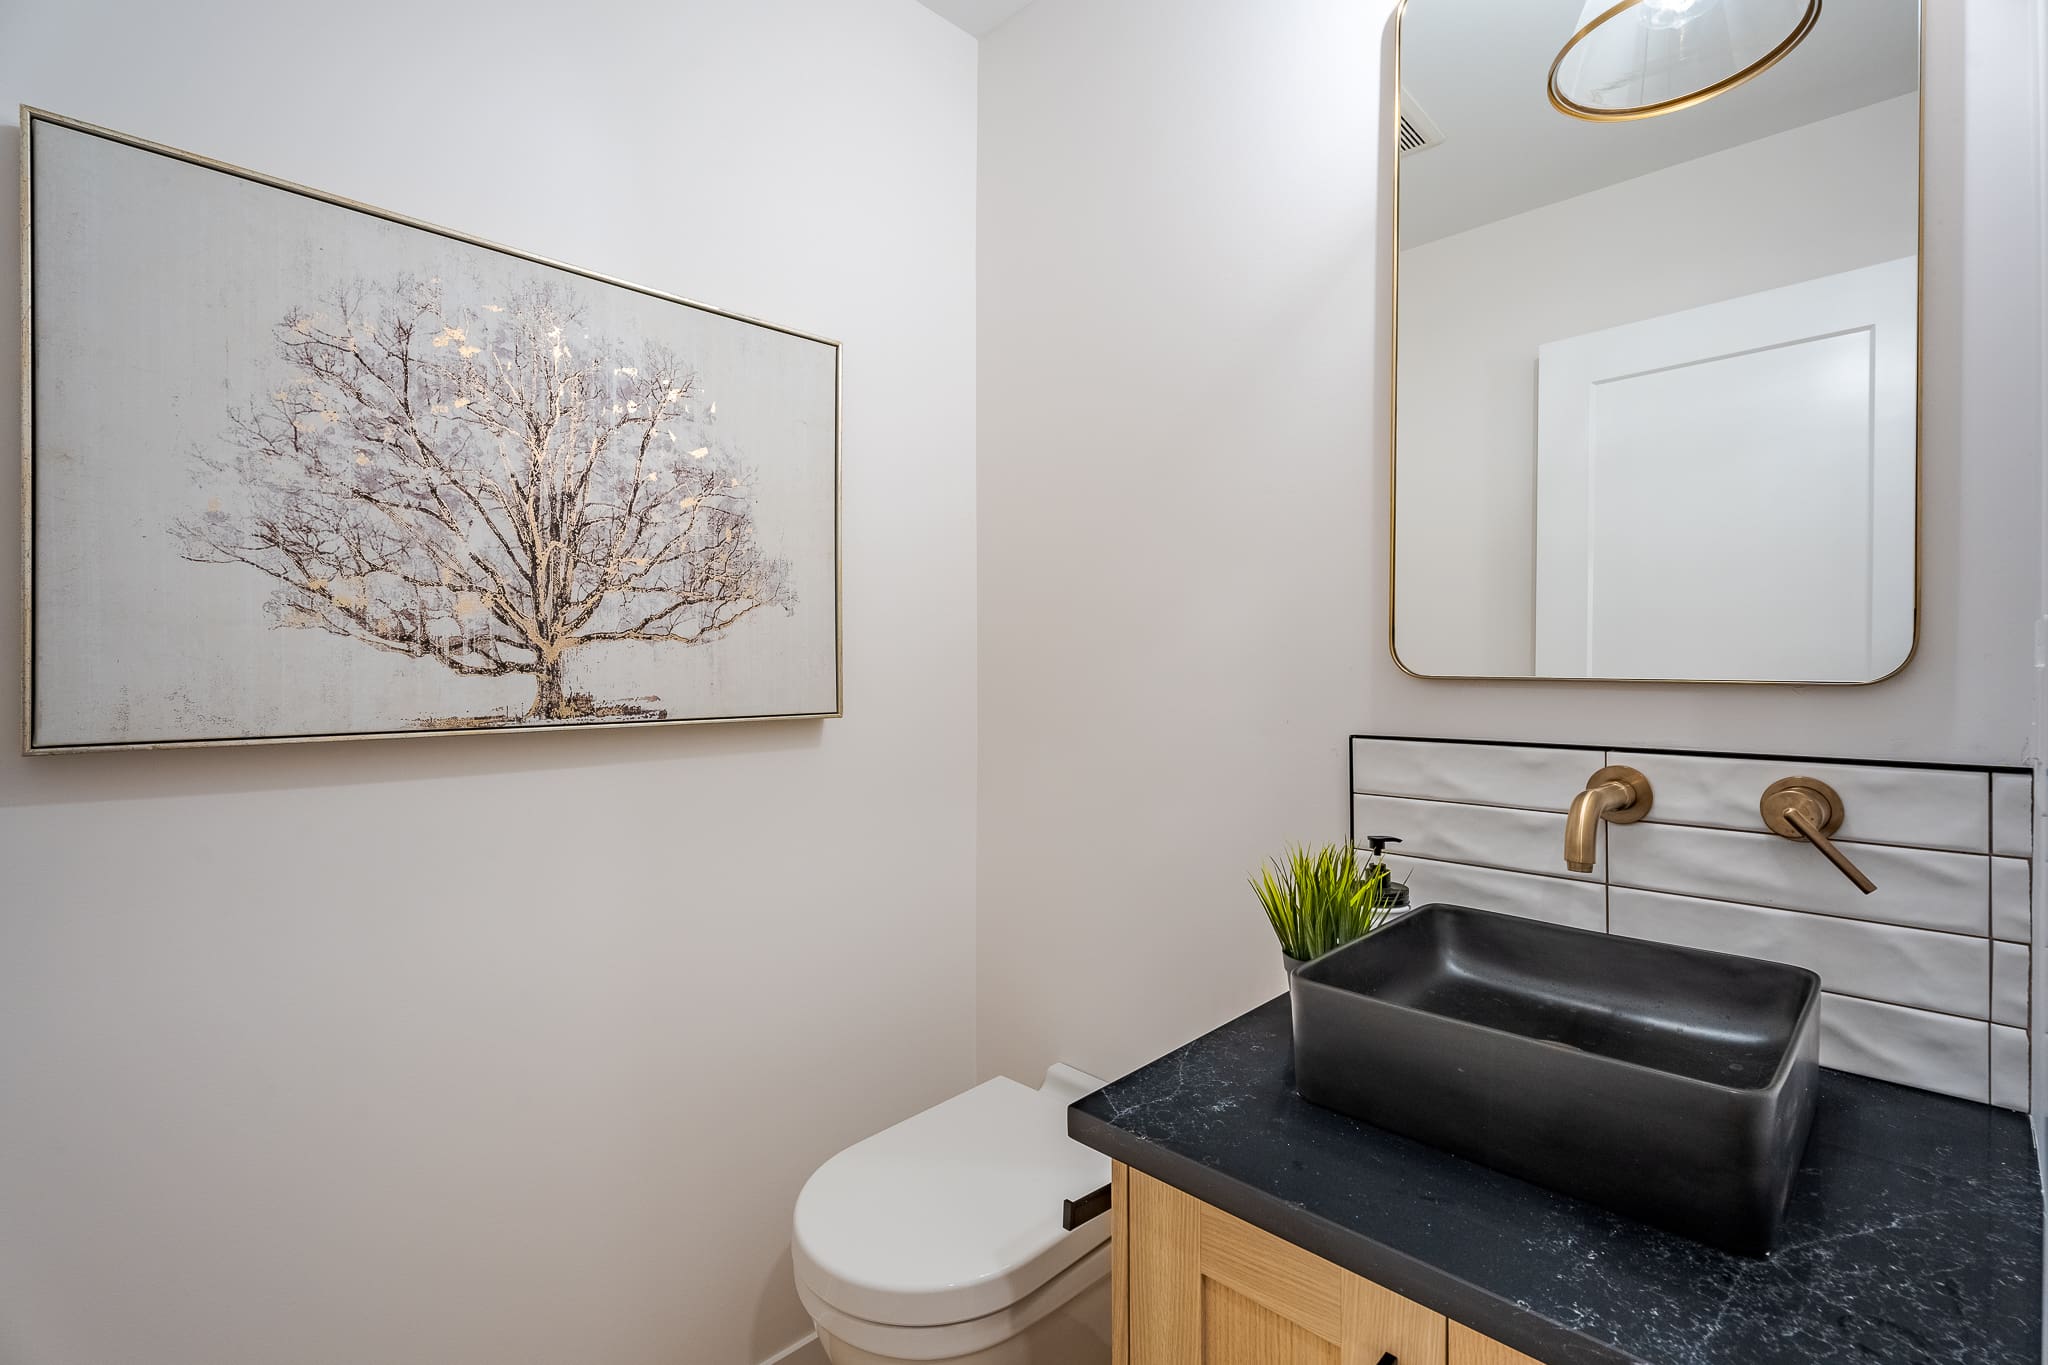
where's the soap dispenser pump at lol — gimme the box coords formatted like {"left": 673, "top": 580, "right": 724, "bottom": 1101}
{"left": 1359, "top": 835, "right": 1412, "bottom": 913}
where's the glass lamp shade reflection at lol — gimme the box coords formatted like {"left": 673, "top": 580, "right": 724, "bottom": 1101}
{"left": 1549, "top": 0, "right": 1821, "bottom": 121}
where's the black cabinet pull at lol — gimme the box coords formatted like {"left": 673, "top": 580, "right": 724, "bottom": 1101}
{"left": 1062, "top": 1181, "right": 1113, "bottom": 1230}
{"left": 1376, "top": 1355, "right": 1397, "bottom": 1365}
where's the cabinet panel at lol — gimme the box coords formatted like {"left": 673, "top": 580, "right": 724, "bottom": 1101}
{"left": 1129, "top": 1168, "right": 1202, "bottom": 1363}
{"left": 1124, "top": 1168, "right": 1447, "bottom": 1365}
{"left": 1201, "top": 1196, "right": 1345, "bottom": 1338}
{"left": 1205, "top": 1279, "right": 1340, "bottom": 1364}
{"left": 1450, "top": 1320, "right": 1545, "bottom": 1365}
{"left": 1110, "top": 1163, "right": 1131, "bottom": 1365}
{"left": 1349, "top": 1274, "right": 1450, "bottom": 1365}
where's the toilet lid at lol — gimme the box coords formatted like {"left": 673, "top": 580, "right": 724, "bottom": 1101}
{"left": 793, "top": 1076, "right": 1112, "bottom": 1328}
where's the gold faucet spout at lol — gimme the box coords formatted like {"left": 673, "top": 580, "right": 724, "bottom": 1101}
{"left": 1564, "top": 766, "right": 1654, "bottom": 873}
{"left": 1565, "top": 783, "right": 1627, "bottom": 871}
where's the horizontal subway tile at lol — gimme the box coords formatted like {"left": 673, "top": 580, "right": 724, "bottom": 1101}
{"left": 1353, "top": 794, "right": 1599, "bottom": 881}
{"left": 1351, "top": 739, "right": 1598, "bottom": 812}
{"left": 1991, "top": 1026, "right": 2030, "bottom": 1111}
{"left": 1610, "top": 888, "right": 1988, "bottom": 1019}
{"left": 1607, "top": 821, "right": 1987, "bottom": 935}
{"left": 1609, "top": 752, "right": 1987, "bottom": 852}
{"left": 1992, "top": 942, "right": 2029, "bottom": 1028}
{"left": 1819, "top": 994, "right": 1988, "bottom": 1103}
{"left": 1992, "top": 773, "right": 2032, "bottom": 857}
{"left": 1992, "top": 857, "right": 2030, "bottom": 943}
{"left": 1386, "top": 858, "right": 1606, "bottom": 933}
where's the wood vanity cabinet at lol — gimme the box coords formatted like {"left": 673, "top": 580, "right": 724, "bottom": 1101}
{"left": 1112, "top": 1164, "right": 1545, "bottom": 1365}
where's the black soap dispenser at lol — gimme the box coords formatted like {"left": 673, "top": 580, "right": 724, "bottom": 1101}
{"left": 1361, "top": 834, "right": 1411, "bottom": 911}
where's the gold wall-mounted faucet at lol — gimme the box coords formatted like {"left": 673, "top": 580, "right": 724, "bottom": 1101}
{"left": 1564, "top": 766, "right": 1653, "bottom": 872}
{"left": 1760, "top": 777, "right": 1877, "bottom": 894}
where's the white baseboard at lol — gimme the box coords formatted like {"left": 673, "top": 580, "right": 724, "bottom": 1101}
{"left": 759, "top": 1331, "right": 827, "bottom": 1365}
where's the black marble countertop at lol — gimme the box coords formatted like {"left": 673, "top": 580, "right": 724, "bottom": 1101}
{"left": 1069, "top": 997, "right": 2042, "bottom": 1365}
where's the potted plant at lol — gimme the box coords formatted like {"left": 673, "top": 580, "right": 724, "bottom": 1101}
{"left": 1252, "top": 836, "right": 1410, "bottom": 973}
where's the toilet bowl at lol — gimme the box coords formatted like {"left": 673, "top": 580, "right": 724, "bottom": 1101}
{"left": 793, "top": 1064, "right": 1113, "bottom": 1365}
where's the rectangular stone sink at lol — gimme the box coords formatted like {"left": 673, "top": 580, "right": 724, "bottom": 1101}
{"left": 1291, "top": 904, "right": 1821, "bottom": 1255}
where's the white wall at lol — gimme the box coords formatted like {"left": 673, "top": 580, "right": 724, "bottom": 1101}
{"left": 976, "top": 0, "right": 2046, "bottom": 1087}
{"left": 1396, "top": 95, "right": 1918, "bottom": 677}
{"left": 0, "top": 5, "right": 977, "bottom": 1365}
{"left": 977, "top": 0, "right": 1388, "bottom": 1083}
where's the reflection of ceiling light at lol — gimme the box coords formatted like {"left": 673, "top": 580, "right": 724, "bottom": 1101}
{"left": 1641, "top": 0, "right": 1718, "bottom": 26}
{"left": 1549, "top": 0, "right": 1821, "bottom": 122}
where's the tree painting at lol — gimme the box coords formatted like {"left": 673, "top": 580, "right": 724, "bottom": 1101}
{"left": 175, "top": 277, "right": 794, "bottom": 727}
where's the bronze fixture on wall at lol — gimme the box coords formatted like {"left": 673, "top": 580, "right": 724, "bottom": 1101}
{"left": 1564, "top": 765, "right": 1654, "bottom": 872}
{"left": 1759, "top": 777, "right": 1877, "bottom": 894}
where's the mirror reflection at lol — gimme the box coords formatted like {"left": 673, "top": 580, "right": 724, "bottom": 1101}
{"left": 1392, "top": 0, "right": 1920, "bottom": 683}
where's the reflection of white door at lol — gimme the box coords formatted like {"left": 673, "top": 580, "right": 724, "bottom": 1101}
{"left": 1533, "top": 257, "right": 1916, "bottom": 681}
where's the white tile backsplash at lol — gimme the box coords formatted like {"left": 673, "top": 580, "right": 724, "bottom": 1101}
{"left": 1387, "top": 857, "right": 1606, "bottom": 933}
{"left": 1992, "top": 1026, "right": 2031, "bottom": 1110}
{"left": 1991, "top": 856, "right": 2031, "bottom": 943}
{"left": 1352, "top": 738, "right": 2032, "bottom": 1112}
{"left": 1608, "top": 821, "right": 1988, "bottom": 935}
{"left": 1819, "top": 994, "right": 1989, "bottom": 1104}
{"left": 1352, "top": 738, "right": 1600, "bottom": 812}
{"left": 1610, "top": 751, "right": 1989, "bottom": 852}
{"left": 1991, "top": 941, "right": 2029, "bottom": 1028}
{"left": 1992, "top": 772, "right": 2032, "bottom": 858}
{"left": 1609, "top": 888, "right": 1989, "bottom": 1020}
{"left": 1352, "top": 793, "right": 1601, "bottom": 881}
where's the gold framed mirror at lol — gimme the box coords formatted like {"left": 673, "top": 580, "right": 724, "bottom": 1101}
{"left": 1390, "top": 0, "right": 1922, "bottom": 684}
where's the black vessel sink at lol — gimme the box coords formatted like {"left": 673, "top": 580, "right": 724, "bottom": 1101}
{"left": 1291, "top": 904, "right": 1821, "bottom": 1254}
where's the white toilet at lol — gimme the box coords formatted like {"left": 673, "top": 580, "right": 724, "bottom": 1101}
{"left": 793, "top": 1064, "right": 1113, "bottom": 1365}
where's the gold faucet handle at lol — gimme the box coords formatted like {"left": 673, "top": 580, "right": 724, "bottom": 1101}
{"left": 1760, "top": 777, "right": 1877, "bottom": 895}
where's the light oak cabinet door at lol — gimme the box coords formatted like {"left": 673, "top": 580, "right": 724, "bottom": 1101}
{"left": 1123, "top": 1167, "right": 1447, "bottom": 1365}
{"left": 1448, "top": 1321, "right": 1545, "bottom": 1365}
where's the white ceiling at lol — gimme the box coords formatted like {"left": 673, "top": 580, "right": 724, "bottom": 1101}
{"left": 917, "top": 0, "right": 1038, "bottom": 36}
{"left": 1399, "top": 0, "right": 1920, "bottom": 245}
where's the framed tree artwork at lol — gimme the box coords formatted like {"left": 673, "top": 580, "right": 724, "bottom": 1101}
{"left": 19, "top": 108, "right": 841, "bottom": 753}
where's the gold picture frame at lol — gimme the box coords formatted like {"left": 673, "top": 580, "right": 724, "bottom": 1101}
{"left": 21, "top": 107, "right": 843, "bottom": 752}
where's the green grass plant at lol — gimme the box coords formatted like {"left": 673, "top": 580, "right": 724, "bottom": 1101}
{"left": 1252, "top": 842, "right": 1405, "bottom": 962}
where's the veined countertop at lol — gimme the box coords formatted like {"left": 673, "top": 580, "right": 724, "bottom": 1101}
{"left": 1068, "top": 996, "right": 2043, "bottom": 1365}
